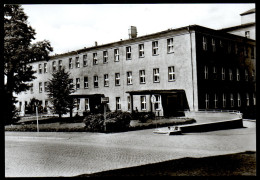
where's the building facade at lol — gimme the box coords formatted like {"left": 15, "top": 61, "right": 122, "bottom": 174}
{"left": 221, "top": 8, "right": 255, "bottom": 40}
{"left": 15, "top": 24, "right": 256, "bottom": 118}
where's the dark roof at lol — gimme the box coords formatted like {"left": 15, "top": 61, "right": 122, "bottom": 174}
{"left": 240, "top": 8, "right": 255, "bottom": 16}
{"left": 220, "top": 22, "right": 255, "bottom": 32}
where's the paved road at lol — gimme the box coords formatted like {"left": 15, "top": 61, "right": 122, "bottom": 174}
{"left": 5, "top": 120, "right": 256, "bottom": 177}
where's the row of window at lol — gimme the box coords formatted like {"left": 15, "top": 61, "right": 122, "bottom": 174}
{"left": 204, "top": 92, "right": 256, "bottom": 109}
{"left": 76, "top": 95, "right": 161, "bottom": 112}
{"left": 204, "top": 66, "right": 254, "bottom": 81}
{"left": 73, "top": 67, "right": 175, "bottom": 90}
{"left": 38, "top": 38, "right": 175, "bottom": 73}
{"left": 202, "top": 36, "right": 255, "bottom": 59}
{"left": 19, "top": 94, "right": 160, "bottom": 113}
{"left": 30, "top": 67, "right": 175, "bottom": 93}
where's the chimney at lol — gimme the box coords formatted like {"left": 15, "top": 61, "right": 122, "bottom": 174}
{"left": 128, "top": 26, "right": 137, "bottom": 39}
{"left": 95, "top": 41, "right": 98, "bottom": 46}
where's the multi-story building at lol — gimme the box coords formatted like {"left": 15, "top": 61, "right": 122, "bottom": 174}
{"left": 15, "top": 23, "right": 256, "bottom": 118}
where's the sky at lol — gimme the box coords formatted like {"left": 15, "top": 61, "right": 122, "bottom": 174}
{"left": 22, "top": 3, "right": 255, "bottom": 55}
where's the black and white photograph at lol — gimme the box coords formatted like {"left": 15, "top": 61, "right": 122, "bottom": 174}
{"left": 4, "top": 3, "right": 256, "bottom": 177}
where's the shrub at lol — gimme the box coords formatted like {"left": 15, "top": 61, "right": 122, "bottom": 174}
{"left": 83, "top": 111, "right": 132, "bottom": 132}
{"left": 132, "top": 111, "right": 155, "bottom": 123}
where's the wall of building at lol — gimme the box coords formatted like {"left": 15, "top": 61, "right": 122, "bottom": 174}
{"left": 241, "top": 13, "right": 255, "bottom": 25}
{"left": 195, "top": 28, "right": 256, "bottom": 118}
{"left": 15, "top": 28, "right": 198, "bottom": 117}
{"left": 227, "top": 25, "right": 255, "bottom": 40}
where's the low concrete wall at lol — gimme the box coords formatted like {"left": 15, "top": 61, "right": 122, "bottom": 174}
{"left": 180, "top": 119, "right": 244, "bottom": 133}
{"left": 184, "top": 111, "right": 243, "bottom": 124}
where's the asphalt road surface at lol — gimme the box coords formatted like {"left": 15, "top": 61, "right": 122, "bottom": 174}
{"left": 5, "top": 120, "right": 256, "bottom": 177}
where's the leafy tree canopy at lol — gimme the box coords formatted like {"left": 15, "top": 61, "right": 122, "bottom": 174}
{"left": 4, "top": 4, "right": 53, "bottom": 123}
{"left": 47, "top": 68, "right": 75, "bottom": 118}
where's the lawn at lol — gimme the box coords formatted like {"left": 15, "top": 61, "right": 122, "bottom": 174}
{"left": 5, "top": 116, "right": 196, "bottom": 132}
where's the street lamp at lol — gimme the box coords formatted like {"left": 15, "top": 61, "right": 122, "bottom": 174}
{"left": 35, "top": 101, "right": 39, "bottom": 133}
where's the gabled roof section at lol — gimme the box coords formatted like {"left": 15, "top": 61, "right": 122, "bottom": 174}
{"left": 240, "top": 8, "right": 255, "bottom": 16}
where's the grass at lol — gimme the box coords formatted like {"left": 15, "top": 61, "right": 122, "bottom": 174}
{"left": 5, "top": 116, "right": 196, "bottom": 132}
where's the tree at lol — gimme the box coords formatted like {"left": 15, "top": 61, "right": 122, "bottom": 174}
{"left": 47, "top": 68, "right": 75, "bottom": 118}
{"left": 3, "top": 5, "right": 53, "bottom": 124}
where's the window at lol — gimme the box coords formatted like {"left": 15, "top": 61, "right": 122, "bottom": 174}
{"left": 75, "top": 57, "right": 80, "bottom": 68}
{"left": 52, "top": 61, "right": 56, "bottom": 72}
{"left": 235, "top": 43, "right": 238, "bottom": 54}
{"left": 76, "top": 78, "right": 80, "bottom": 89}
{"left": 85, "top": 98, "right": 90, "bottom": 111}
{"left": 219, "top": 40, "right": 224, "bottom": 48}
{"left": 229, "top": 68, "right": 233, "bottom": 81}
{"left": 245, "top": 69, "right": 248, "bottom": 81}
{"left": 115, "top": 73, "right": 120, "bottom": 86}
{"left": 39, "top": 82, "right": 43, "bottom": 93}
{"left": 230, "top": 93, "right": 234, "bottom": 107}
{"left": 139, "top": 70, "right": 146, "bottom": 84}
{"left": 228, "top": 42, "right": 232, "bottom": 54}
{"left": 140, "top": 96, "right": 146, "bottom": 110}
{"left": 45, "top": 100, "right": 48, "bottom": 110}
{"left": 251, "top": 46, "right": 255, "bottom": 59}
{"left": 252, "top": 70, "right": 255, "bottom": 81}
{"left": 93, "top": 53, "right": 98, "bottom": 65}
{"left": 83, "top": 55, "right": 87, "bottom": 66}
{"left": 114, "top": 49, "right": 119, "bottom": 61}
{"left": 253, "top": 93, "right": 256, "bottom": 105}
{"left": 214, "top": 93, "right": 218, "bottom": 108}
{"left": 38, "top": 64, "right": 42, "bottom": 74}
{"left": 212, "top": 38, "right": 216, "bottom": 52}
{"left": 154, "top": 95, "right": 161, "bottom": 110}
{"left": 127, "top": 96, "right": 131, "bottom": 111}
{"left": 213, "top": 66, "right": 217, "bottom": 80}
{"left": 167, "top": 38, "right": 174, "bottom": 53}
{"left": 84, "top": 77, "right": 88, "bottom": 89}
{"left": 236, "top": 68, "right": 240, "bottom": 81}
{"left": 58, "top": 60, "right": 62, "bottom": 70}
{"left": 116, "top": 97, "right": 121, "bottom": 110}
{"left": 202, "top": 36, "right": 207, "bottom": 51}
{"left": 126, "top": 46, "right": 131, "bottom": 60}
{"left": 30, "top": 83, "right": 33, "bottom": 93}
{"left": 103, "top": 51, "right": 108, "bottom": 63}
{"left": 222, "top": 93, "right": 226, "bottom": 108}
{"left": 237, "top": 93, "right": 241, "bottom": 107}
{"left": 44, "top": 82, "right": 48, "bottom": 92}
{"left": 104, "top": 74, "right": 109, "bottom": 87}
{"left": 244, "top": 46, "right": 248, "bottom": 57}
{"left": 152, "top": 41, "right": 159, "bottom": 55}
{"left": 246, "top": 93, "right": 250, "bottom": 106}
{"left": 245, "top": 31, "right": 250, "bottom": 38}
{"left": 205, "top": 93, "right": 209, "bottom": 109}
{"left": 204, "top": 66, "right": 208, "bottom": 80}
{"left": 127, "top": 71, "right": 132, "bottom": 85}
{"left": 69, "top": 79, "right": 73, "bottom": 86}
{"left": 139, "top": 44, "right": 144, "bottom": 57}
{"left": 221, "top": 67, "right": 225, "bottom": 80}
{"left": 69, "top": 58, "right": 73, "bottom": 69}
{"left": 153, "top": 68, "right": 160, "bottom": 83}
{"left": 44, "top": 63, "right": 47, "bottom": 73}
{"left": 94, "top": 76, "right": 98, "bottom": 88}
{"left": 168, "top": 66, "right": 175, "bottom": 81}
{"left": 76, "top": 99, "right": 80, "bottom": 110}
